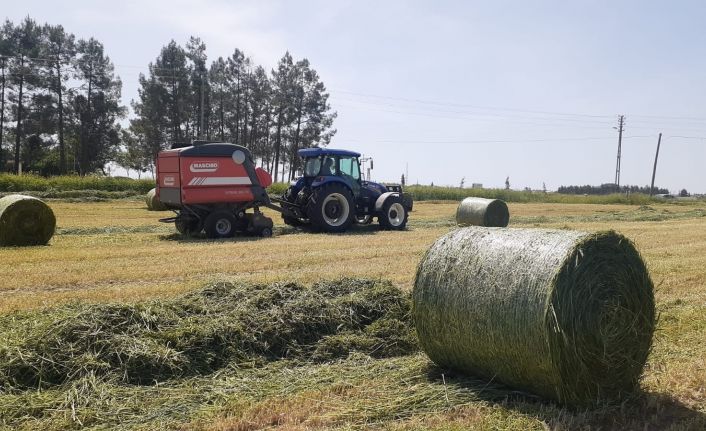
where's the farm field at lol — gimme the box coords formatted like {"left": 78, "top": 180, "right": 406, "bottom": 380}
{"left": 1, "top": 199, "right": 705, "bottom": 430}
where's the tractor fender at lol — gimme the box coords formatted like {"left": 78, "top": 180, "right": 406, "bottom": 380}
{"left": 312, "top": 177, "right": 354, "bottom": 194}
{"left": 374, "top": 192, "right": 401, "bottom": 212}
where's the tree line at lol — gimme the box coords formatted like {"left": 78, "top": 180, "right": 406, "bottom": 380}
{"left": 0, "top": 17, "right": 123, "bottom": 175}
{"left": 0, "top": 17, "right": 337, "bottom": 179}
{"left": 557, "top": 184, "right": 669, "bottom": 195}
{"left": 128, "top": 38, "right": 336, "bottom": 181}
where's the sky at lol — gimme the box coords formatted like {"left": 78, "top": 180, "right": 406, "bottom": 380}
{"left": 4, "top": 0, "right": 706, "bottom": 192}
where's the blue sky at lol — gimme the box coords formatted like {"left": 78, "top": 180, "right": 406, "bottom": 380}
{"left": 5, "top": 1, "right": 706, "bottom": 192}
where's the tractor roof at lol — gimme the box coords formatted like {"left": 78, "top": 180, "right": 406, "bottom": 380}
{"left": 298, "top": 148, "right": 361, "bottom": 158}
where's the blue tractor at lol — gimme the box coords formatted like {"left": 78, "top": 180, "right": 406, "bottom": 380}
{"left": 278, "top": 148, "right": 413, "bottom": 232}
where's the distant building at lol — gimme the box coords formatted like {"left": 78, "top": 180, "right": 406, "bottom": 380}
{"left": 471, "top": 183, "right": 483, "bottom": 189}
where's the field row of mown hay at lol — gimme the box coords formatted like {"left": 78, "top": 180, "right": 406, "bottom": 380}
{"left": 0, "top": 278, "right": 420, "bottom": 429}
{"left": 2, "top": 277, "right": 704, "bottom": 430}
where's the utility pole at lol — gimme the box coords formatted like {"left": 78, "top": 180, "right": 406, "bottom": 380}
{"left": 650, "top": 133, "right": 662, "bottom": 196}
{"left": 614, "top": 115, "right": 625, "bottom": 187}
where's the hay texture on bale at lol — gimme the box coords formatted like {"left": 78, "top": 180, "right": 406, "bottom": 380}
{"left": 455, "top": 197, "right": 509, "bottom": 227}
{"left": 145, "top": 187, "right": 167, "bottom": 211}
{"left": 0, "top": 194, "right": 56, "bottom": 246}
{"left": 413, "top": 227, "right": 655, "bottom": 405}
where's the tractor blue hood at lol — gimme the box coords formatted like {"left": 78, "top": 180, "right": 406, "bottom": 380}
{"left": 363, "top": 181, "right": 389, "bottom": 194}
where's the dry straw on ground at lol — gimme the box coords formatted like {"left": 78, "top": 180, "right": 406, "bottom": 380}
{"left": 455, "top": 197, "right": 510, "bottom": 227}
{"left": 413, "top": 227, "right": 655, "bottom": 406}
{"left": 0, "top": 194, "right": 56, "bottom": 246}
{"left": 145, "top": 188, "right": 167, "bottom": 211}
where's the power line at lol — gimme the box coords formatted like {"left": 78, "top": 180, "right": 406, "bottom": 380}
{"left": 666, "top": 135, "right": 706, "bottom": 140}
{"left": 331, "top": 89, "right": 616, "bottom": 119}
{"left": 332, "top": 96, "right": 617, "bottom": 125}
{"left": 332, "top": 101, "right": 618, "bottom": 130}
{"left": 337, "top": 135, "right": 653, "bottom": 145}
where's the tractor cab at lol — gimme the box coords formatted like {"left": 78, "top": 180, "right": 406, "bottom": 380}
{"left": 280, "top": 148, "right": 413, "bottom": 232}
{"left": 300, "top": 148, "right": 361, "bottom": 183}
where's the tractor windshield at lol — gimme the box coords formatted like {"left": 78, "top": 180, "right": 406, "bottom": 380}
{"left": 304, "top": 157, "right": 322, "bottom": 177}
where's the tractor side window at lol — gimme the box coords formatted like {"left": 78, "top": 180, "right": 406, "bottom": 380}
{"left": 339, "top": 157, "right": 361, "bottom": 181}
{"left": 304, "top": 158, "right": 322, "bottom": 177}
{"left": 351, "top": 158, "right": 360, "bottom": 181}
{"left": 321, "top": 157, "right": 336, "bottom": 176}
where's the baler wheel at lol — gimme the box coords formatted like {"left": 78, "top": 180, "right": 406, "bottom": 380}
{"left": 175, "top": 218, "right": 202, "bottom": 236}
{"left": 204, "top": 210, "right": 237, "bottom": 239}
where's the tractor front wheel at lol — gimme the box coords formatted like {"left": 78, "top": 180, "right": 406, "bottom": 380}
{"left": 379, "top": 196, "right": 408, "bottom": 230}
{"left": 204, "top": 210, "right": 237, "bottom": 239}
{"left": 307, "top": 183, "right": 354, "bottom": 233}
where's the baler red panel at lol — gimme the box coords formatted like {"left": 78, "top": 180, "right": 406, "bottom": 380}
{"left": 179, "top": 156, "right": 255, "bottom": 204}
{"left": 256, "top": 168, "right": 272, "bottom": 188}
{"left": 158, "top": 155, "right": 179, "bottom": 171}
{"left": 156, "top": 150, "right": 181, "bottom": 201}
{"left": 159, "top": 173, "right": 180, "bottom": 188}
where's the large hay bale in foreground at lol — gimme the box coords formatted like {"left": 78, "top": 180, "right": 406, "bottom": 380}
{"left": 0, "top": 194, "right": 56, "bottom": 246}
{"left": 145, "top": 188, "right": 167, "bottom": 211}
{"left": 455, "top": 197, "right": 509, "bottom": 227}
{"left": 413, "top": 227, "right": 655, "bottom": 405}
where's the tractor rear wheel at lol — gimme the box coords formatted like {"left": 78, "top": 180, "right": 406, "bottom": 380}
{"left": 307, "top": 183, "right": 354, "bottom": 233}
{"left": 379, "top": 196, "right": 408, "bottom": 230}
{"left": 204, "top": 210, "right": 237, "bottom": 239}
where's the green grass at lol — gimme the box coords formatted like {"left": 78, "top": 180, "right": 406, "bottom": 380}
{"left": 404, "top": 185, "right": 659, "bottom": 204}
{"left": 267, "top": 182, "right": 664, "bottom": 204}
{"left": 0, "top": 175, "right": 686, "bottom": 206}
{"left": 0, "top": 174, "right": 154, "bottom": 193}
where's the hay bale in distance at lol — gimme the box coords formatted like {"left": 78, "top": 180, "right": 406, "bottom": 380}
{"left": 145, "top": 188, "right": 167, "bottom": 211}
{"left": 413, "top": 227, "right": 655, "bottom": 405}
{"left": 455, "top": 197, "right": 509, "bottom": 227}
{"left": 0, "top": 194, "right": 56, "bottom": 246}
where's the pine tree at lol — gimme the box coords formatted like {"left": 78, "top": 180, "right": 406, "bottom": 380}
{"left": 208, "top": 57, "right": 228, "bottom": 141}
{"left": 8, "top": 17, "right": 42, "bottom": 173}
{"left": 73, "top": 37, "right": 123, "bottom": 175}
{"left": 270, "top": 52, "right": 295, "bottom": 181}
{"left": 185, "top": 37, "right": 208, "bottom": 140}
{"left": 40, "top": 24, "right": 75, "bottom": 173}
{"left": 0, "top": 20, "right": 14, "bottom": 171}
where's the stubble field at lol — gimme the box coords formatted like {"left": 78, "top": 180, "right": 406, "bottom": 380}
{"left": 0, "top": 198, "right": 705, "bottom": 430}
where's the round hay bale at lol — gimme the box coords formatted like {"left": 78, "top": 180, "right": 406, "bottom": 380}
{"left": 145, "top": 188, "right": 167, "bottom": 211}
{"left": 455, "top": 197, "right": 509, "bottom": 227}
{"left": 0, "top": 194, "right": 56, "bottom": 246}
{"left": 413, "top": 227, "right": 655, "bottom": 405}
